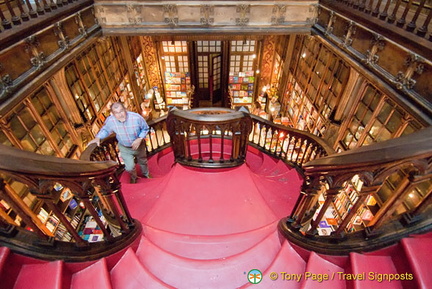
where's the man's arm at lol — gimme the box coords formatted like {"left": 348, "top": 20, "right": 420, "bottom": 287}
{"left": 86, "top": 118, "right": 113, "bottom": 147}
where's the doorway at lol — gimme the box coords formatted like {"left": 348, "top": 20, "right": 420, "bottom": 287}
{"left": 195, "top": 41, "right": 223, "bottom": 107}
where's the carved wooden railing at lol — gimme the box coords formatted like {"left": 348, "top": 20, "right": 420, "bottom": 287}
{"left": 166, "top": 108, "right": 253, "bottom": 168}
{"left": 281, "top": 126, "right": 432, "bottom": 254}
{"left": 0, "top": 0, "right": 91, "bottom": 37}
{"left": 0, "top": 143, "right": 141, "bottom": 261}
{"left": 248, "top": 114, "right": 335, "bottom": 168}
{"left": 320, "top": 0, "right": 432, "bottom": 55}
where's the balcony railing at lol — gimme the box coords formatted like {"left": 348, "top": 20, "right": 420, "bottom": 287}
{"left": 321, "top": 0, "right": 432, "bottom": 39}
{"left": 281, "top": 126, "right": 432, "bottom": 254}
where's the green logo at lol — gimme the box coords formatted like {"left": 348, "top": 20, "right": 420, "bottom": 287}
{"left": 247, "top": 269, "right": 263, "bottom": 284}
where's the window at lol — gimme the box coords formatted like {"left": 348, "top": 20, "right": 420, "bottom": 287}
{"left": 161, "top": 41, "right": 189, "bottom": 73}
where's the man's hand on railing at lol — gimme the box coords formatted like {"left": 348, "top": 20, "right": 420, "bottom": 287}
{"left": 87, "top": 137, "right": 101, "bottom": 147}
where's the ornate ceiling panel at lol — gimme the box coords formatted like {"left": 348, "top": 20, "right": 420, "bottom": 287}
{"left": 95, "top": 1, "right": 318, "bottom": 35}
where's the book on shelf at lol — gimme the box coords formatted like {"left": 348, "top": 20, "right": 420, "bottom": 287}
{"left": 361, "top": 209, "right": 374, "bottom": 221}
{"left": 317, "top": 228, "right": 332, "bottom": 236}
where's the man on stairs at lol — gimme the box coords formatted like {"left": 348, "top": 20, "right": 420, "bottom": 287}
{"left": 87, "top": 102, "right": 150, "bottom": 183}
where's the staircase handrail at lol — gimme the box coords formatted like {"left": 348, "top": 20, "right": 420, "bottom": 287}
{"left": 282, "top": 126, "right": 432, "bottom": 254}
{"left": 0, "top": 143, "right": 141, "bottom": 261}
{"left": 248, "top": 114, "right": 335, "bottom": 168}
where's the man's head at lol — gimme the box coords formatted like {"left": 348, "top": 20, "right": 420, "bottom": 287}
{"left": 111, "top": 102, "right": 127, "bottom": 122}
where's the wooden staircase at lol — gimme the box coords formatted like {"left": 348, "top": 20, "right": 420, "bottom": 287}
{"left": 0, "top": 147, "right": 431, "bottom": 289}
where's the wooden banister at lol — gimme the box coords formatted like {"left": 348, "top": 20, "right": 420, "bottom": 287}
{"left": 0, "top": 143, "right": 141, "bottom": 261}
{"left": 281, "top": 126, "right": 432, "bottom": 254}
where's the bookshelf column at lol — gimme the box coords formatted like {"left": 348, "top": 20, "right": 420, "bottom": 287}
{"left": 306, "top": 187, "right": 341, "bottom": 236}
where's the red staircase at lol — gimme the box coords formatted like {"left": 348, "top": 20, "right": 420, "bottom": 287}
{"left": 0, "top": 147, "right": 431, "bottom": 289}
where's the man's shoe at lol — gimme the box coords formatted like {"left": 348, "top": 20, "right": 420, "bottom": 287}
{"left": 144, "top": 174, "right": 152, "bottom": 179}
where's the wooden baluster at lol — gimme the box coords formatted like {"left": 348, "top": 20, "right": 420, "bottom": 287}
{"left": 416, "top": 8, "right": 432, "bottom": 37}
{"left": 15, "top": 0, "right": 29, "bottom": 21}
{"left": 197, "top": 127, "right": 203, "bottom": 162}
{"left": 33, "top": 0, "right": 45, "bottom": 15}
{"left": 387, "top": 0, "right": 402, "bottom": 23}
{"left": 220, "top": 127, "right": 225, "bottom": 162}
{"left": 372, "top": 0, "right": 383, "bottom": 16}
{"left": 379, "top": 0, "right": 392, "bottom": 20}
{"left": 209, "top": 130, "right": 213, "bottom": 163}
{"left": 0, "top": 8, "right": 12, "bottom": 29}
{"left": 24, "top": 0, "right": 38, "bottom": 18}
{"left": 48, "top": 0, "right": 57, "bottom": 10}
{"left": 80, "top": 198, "right": 114, "bottom": 240}
{"left": 396, "top": 0, "right": 414, "bottom": 27}
{"left": 406, "top": 0, "right": 426, "bottom": 31}
{"left": 4, "top": 0, "right": 21, "bottom": 25}
{"left": 108, "top": 176, "right": 134, "bottom": 225}
{"left": 359, "top": 0, "right": 366, "bottom": 11}
{"left": 184, "top": 131, "right": 191, "bottom": 162}
{"left": 367, "top": 0, "right": 375, "bottom": 13}
{"left": 307, "top": 187, "right": 340, "bottom": 236}
{"left": 40, "top": 0, "right": 51, "bottom": 12}
{"left": 44, "top": 200, "right": 89, "bottom": 246}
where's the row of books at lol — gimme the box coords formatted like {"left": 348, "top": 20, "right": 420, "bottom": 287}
{"left": 229, "top": 83, "right": 254, "bottom": 91}
{"left": 228, "top": 76, "right": 255, "bottom": 84}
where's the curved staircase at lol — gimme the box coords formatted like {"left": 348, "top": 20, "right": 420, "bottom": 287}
{"left": 1, "top": 147, "right": 431, "bottom": 289}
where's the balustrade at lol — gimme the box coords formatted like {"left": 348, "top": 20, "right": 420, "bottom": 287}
{"left": 282, "top": 126, "right": 432, "bottom": 253}
{"left": 0, "top": 143, "right": 140, "bottom": 261}
{"left": 322, "top": 0, "right": 432, "bottom": 40}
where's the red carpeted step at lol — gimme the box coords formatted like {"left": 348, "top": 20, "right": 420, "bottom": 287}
{"left": 142, "top": 164, "right": 278, "bottom": 236}
{"left": 135, "top": 231, "right": 282, "bottom": 289}
{"left": 110, "top": 247, "right": 174, "bottom": 289}
{"left": 245, "top": 146, "right": 264, "bottom": 172}
{"left": 249, "top": 169, "right": 303, "bottom": 218}
{"left": 13, "top": 260, "right": 64, "bottom": 289}
{"left": 122, "top": 169, "right": 175, "bottom": 222}
{"left": 71, "top": 258, "right": 111, "bottom": 289}
{"left": 300, "top": 252, "right": 346, "bottom": 289}
{"left": 147, "top": 147, "right": 175, "bottom": 178}
{"left": 0, "top": 246, "right": 10, "bottom": 277}
{"left": 350, "top": 252, "right": 403, "bottom": 289}
{"left": 401, "top": 237, "right": 432, "bottom": 289}
{"left": 249, "top": 153, "right": 279, "bottom": 175}
{"left": 242, "top": 240, "right": 307, "bottom": 289}
{"left": 142, "top": 221, "right": 279, "bottom": 260}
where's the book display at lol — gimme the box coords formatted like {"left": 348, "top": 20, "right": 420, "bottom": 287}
{"left": 164, "top": 72, "right": 191, "bottom": 109}
{"left": 78, "top": 214, "right": 106, "bottom": 243}
{"left": 34, "top": 183, "right": 88, "bottom": 242}
{"left": 315, "top": 175, "right": 379, "bottom": 235}
{"left": 228, "top": 71, "right": 254, "bottom": 108}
